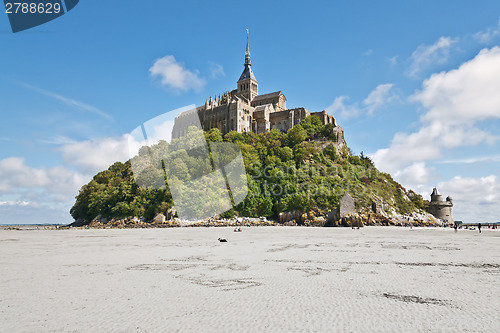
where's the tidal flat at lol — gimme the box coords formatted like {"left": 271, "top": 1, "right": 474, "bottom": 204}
{"left": 0, "top": 226, "right": 498, "bottom": 332}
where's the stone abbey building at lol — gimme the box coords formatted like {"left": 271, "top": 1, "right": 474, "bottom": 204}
{"left": 172, "top": 31, "right": 338, "bottom": 138}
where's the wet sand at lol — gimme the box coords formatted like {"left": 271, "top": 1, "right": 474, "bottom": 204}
{"left": 0, "top": 226, "right": 498, "bottom": 332}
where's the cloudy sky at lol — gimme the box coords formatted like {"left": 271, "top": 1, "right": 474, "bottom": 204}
{"left": 1, "top": 1, "right": 500, "bottom": 224}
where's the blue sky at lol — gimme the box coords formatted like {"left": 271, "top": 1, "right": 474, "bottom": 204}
{"left": 1, "top": 0, "right": 500, "bottom": 224}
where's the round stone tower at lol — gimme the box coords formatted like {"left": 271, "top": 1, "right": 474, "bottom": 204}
{"left": 427, "top": 187, "right": 453, "bottom": 223}
{"left": 430, "top": 187, "right": 443, "bottom": 202}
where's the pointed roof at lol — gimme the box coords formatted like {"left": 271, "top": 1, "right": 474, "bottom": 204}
{"left": 238, "top": 29, "right": 257, "bottom": 82}
{"left": 238, "top": 64, "right": 256, "bottom": 81}
{"left": 431, "top": 188, "right": 441, "bottom": 196}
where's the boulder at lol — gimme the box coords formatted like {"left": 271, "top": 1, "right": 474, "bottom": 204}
{"left": 339, "top": 193, "right": 355, "bottom": 217}
{"left": 154, "top": 213, "right": 166, "bottom": 224}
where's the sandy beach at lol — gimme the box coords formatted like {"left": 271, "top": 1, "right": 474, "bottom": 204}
{"left": 0, "top": 226, "right": 498, "bottom": 332}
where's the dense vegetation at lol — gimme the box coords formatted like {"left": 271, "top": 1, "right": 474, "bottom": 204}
{"left": 70, "top": 116, "right": 427, "bottom": 223}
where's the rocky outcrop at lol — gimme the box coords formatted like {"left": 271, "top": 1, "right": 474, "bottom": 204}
{"left": 279, "top": 211, "right": 307, "bottom": 224}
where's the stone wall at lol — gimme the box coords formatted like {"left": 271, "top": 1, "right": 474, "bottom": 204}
{"left": 428, "top": 203, "right": 453, "bottom": 223}
{"left": 270, "top": 109, "right": 294, "bottom": 131}
{"left": 253, "top": 105, "right": 272, "bottom": 134}
{"left": 311, "top": 110, "right": 336, "bottom": 126}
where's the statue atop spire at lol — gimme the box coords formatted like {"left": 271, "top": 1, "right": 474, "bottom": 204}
{"left": 245, "top": 29, "right": 251, "bottom": 66}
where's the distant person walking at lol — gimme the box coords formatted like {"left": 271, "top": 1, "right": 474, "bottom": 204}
{"left": 454, "top": 222, "right": 458, "bottom": 232}
{"left": 478, "top": 223, "right": 482, "bottom": 233}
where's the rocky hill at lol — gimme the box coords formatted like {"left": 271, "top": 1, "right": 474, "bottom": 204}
{"left": 70, "top": 116, "right": 435, "bottom": 227}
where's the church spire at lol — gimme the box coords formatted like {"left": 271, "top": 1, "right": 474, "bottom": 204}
{"left": 245, "top": 29, "right": 251, "bottom": 66}
{"left": 237, "top": 28, "right": 258, "bottom": 101}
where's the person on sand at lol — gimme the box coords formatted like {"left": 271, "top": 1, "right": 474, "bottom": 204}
{"left": 478, "top": 223, "right": 482, "bottom": 233}
{"left": 454, "top": 223, "right": 458, "bottom": 232}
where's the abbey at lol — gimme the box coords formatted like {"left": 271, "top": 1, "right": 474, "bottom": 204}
{"left": 172, "top": 31, "right": 338, "bottom": 138}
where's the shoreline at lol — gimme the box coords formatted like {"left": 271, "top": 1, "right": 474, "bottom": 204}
{"left": 3, "top": 223, "right": 492, "bottom": 231}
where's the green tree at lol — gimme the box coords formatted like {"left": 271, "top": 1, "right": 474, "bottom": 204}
{"left": 299, "top": 115, "right": 323, "bottom": 137}
{"left": 205, "top": 128, "right": 223, "bottom": 142}
{"left": 324, "top": 144, "right": 337, "bottom": 161}
{"left": 278, "top": 146, "right": 294, "bottom": 161}
{"left": 224, "top": 130, "right": 244, "bottom": 143}
{"left": 286, "top": 124, "right": 308, "bottom": 147}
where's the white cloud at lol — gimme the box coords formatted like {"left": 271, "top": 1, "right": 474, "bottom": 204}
{"left": 60, "top": 134, "right": 138, "bottom": 174}
{"left": 0, "top": 157, "right": 50, "bottom": 191}
{"left": 473, "top": 19, "right": 500, "bottom": 44}
{"left": 372, "top": 47, "right": 500, "bottom": 200}
{"left": 372, "top": 123, "right": 495, "bottom": 174}
{"left": 0, "top": 157, "right": 90, "bottom": 224}
{"left": 438, "top": 175, "right": 500, "bottom": 222}
{"left": 393, "top": 162, "right": 431, "bottom": 191}
{"left": 326, "top": 84, "right": 396, "bottom": 119}
{"left": 0, "top": 157, "right": 86, "bottom": 198}
{"left": 371, "top": 125, "right": 441, "bottom": 173}
{"left": 363, "top": 83, "right": 397, "bottom": 115}
{"left": 19, "top": 82, "right": 113, "bottom": 120}
{"left": 406, "top": 36, "right": 458, "bottom": 78}
{"left": 149, "top": 55, "right": 206, "bottom": 92}
{"left": 326, "top": 96, "right": 361, "bottom": 119}
{"left": 209, "top": 62, "right": 225, "bottom": 79}
{"left": 413, "top": 47, "right": 500, "bottom": 124}
{"left": 441, "top": 175, "right": 498, "bottom": 204}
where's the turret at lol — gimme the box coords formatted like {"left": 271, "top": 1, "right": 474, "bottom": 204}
{"left": 430, "top": 187, "right": 443, "bottom": 203}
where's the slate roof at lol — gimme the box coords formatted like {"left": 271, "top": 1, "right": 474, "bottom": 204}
{"left": 252, "top": 91, "right": 283, "bottom": 101}
{"left": 254, "top": 104, "right": 274, "bottom": 112}
{"left": 238, "top": 64, "right": 256, "bottom": 81}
